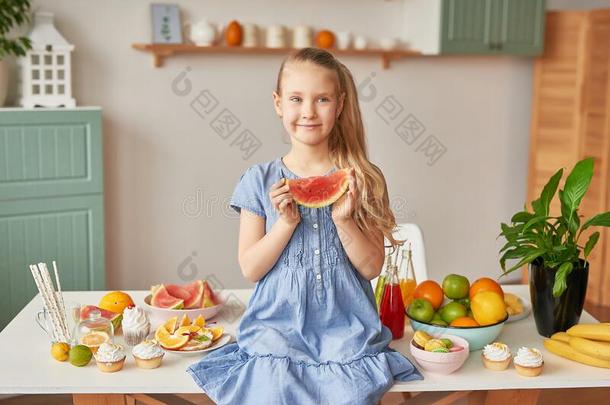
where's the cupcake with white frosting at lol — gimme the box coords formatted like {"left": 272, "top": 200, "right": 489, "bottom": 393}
{"left": 94, "top": 342, "right": 126, "bottom": 372}
{"left": 481, "top": 342, "right": 512, "bottom": 370}
{"left": 122, "top": 306, "right": 150, "bottom": 346}
{"left": 514, "top": 347, "right": 544, "bottom": 377}
{"left": 132, "top": 339, "right": 165, "bottom": 369}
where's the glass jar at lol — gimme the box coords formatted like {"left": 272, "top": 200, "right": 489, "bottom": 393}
{"left": 73, "top": 309, "right": 114, "bottom": 354}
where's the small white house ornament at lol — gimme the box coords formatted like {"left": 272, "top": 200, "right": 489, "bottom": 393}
{"left": 18, "top": 12, "right": 75, "bottom": 108}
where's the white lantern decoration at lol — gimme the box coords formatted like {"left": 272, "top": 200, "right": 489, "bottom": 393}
{"left": 18, "top": 12, "right": 75, "bottom": 108}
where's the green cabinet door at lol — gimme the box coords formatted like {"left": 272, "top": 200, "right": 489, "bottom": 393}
{"left": 0, "top": 108, "right": 104, "bottom": 331}
{"left": 441, "top": 0, "right": 493, "bottom": 54}
{"left": 440, "top": 0, "right": 545, "bottom": 55}
{"left": 499, "top": 0, "right": 545, "bottom": 55}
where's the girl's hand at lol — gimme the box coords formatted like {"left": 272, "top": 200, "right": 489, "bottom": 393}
{"left": 269, "top": 178, "right": 301, "bottom": 226}
{"left": 332, "top": 168, "right": 358, "bottom": 223}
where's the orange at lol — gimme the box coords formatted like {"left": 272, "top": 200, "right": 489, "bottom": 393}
{"left": 98, "top": 291, "right": 134, "bottom": 314}
{"left": 176, "top": 325, "right": 201, "bottom": 335}
{"left": 208, "top": 326, "right": 224, "bottom": 341}
{"left": 469, "top": 277, "right": 504, "bottom": 300}
{"left": 157, "top": 332, "right": 189, "bottom": 350}
{"left": 413, "top": 280, "right": 444, "bottom": 310}
{"left": 471, "top": 291, "right": 507, "bottom": 326}
{"left": 194, "top": 315, "right": 206, "bottom": 328}
{"left": 450, "top": 316, "right": 479, "bottom": 327}
{"left": 179, "top": 314, "right": 191, "bottom": 327}
{"left": 162, "top": 316, "right": 178, "bottom": 334}
{"left": 315, "top": 30, "right": 335, "bottom": 48}
{"left": 79, "top": 331, "right": 110, "bottom": 353}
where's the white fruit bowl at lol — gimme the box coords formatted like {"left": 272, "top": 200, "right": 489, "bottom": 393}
{"left": 142, "top": 294, "right": 224, "bottom": 330}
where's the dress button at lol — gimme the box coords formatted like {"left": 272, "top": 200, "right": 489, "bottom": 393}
{"left": 313, "top": 223, "right": 318, "bottom": 229}
{"left": 314, "top": 249, "right": 320, "bottom": 255}
{"left": 316, "top": 274, "right": 322, "bottom": 280}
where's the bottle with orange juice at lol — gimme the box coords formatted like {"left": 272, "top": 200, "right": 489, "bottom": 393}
{"left": 397, "top": 244, "right": 417, "bottom": 310}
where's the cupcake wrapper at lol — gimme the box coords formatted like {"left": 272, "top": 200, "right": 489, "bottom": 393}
{"left": 124, "top": 326, "right": 150, "bottom": 346}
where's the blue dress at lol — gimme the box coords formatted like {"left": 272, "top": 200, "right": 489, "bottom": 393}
{"left": 187, "top": 157, "right": 422, "bottom": 404}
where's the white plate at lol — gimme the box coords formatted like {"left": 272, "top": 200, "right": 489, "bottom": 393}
{"left": 164, "top": 333, "right": 233, "bottom": 355}
{"left": 506, "top": 295, "right": 531, "bottom": 323}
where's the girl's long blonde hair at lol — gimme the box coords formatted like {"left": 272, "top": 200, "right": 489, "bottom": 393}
{"left": 276, "top": 47, "right": 402, "bottom": 248}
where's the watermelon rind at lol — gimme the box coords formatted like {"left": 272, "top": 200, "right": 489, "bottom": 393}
{"left": 288, "top": 168, "right": 350, "bottom": 208}
{"left": 183, "top": 280, "right": 204, "bottom": 308}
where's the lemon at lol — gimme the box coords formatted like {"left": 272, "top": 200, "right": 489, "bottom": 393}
{"left": 471, "top": 291, "right": 508, "bottom": 326}
{"left": 51, "top": 342, "right": 70, "bottom": 362}
{"left": 69, "top": 345, "right": 93, "bottom": 367}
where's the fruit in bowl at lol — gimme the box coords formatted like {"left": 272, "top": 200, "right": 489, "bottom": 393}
{"left": 406, "top": 275, "right": 508, "bottom": 351}
{"left": 144, "top": 280, "right": 224, "bottom": 328}
{"left": 409, "top": 331, "right": 470, "bottom": 374}
{"left": 154, "top": 314, "right": 225, "bottom": 351}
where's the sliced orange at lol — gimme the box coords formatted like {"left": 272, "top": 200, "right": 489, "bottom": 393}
{"left": 157, "top": 333, "right": 189, "bottom": 350}
{"left": 208, "top": 326, "right": 224, "bottom": 341}
{"left": 162, "top": 316, "right": 178, "bottom": 333}
{"left": 155, "top": 324, "right": 170, "bottom": 341}
{"left": 193, "top": 314, "right": 206, "bottom": 328}
{"left": 179, "top": 314, "right": 191, "bottom": 327}
{"left": 80, "top": 330, "right": 110, "bottom": 348}
{"left": 176, "top": 325, "right": 201, "bottom": 335}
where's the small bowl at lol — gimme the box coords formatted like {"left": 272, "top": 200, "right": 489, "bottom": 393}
{"left": 142, "top": 294, "right": 224, "bottom": 329}
{"left": 407, "top": 313, "right": 508, "bottom": 351}
{"left": 409, "top": 334, "right": 470, "bottom": 374}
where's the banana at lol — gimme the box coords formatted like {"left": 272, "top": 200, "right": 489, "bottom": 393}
{"left": 567, "top": 323, "right": 610, "bottom": 342}
{"left": 569, "top": 336, "right": 610, "bottom": 361}
{"left": 504, "top": 293, "right": 524, "bottom": 316}
{"left": 551, "top": 332, "right": 571, "bottom": 343}
{"left": 544, "top": 339, "right": 610, "bottom": 368}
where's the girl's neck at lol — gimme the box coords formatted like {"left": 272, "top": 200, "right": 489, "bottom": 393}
{"left": 282, "top": 148, "right": 334, "bottom": 178}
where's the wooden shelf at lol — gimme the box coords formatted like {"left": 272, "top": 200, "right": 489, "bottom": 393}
{"left": 131, "top": 43, "right": 421, "bottom": 69}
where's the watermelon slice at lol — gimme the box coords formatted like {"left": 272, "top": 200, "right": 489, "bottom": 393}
{"left": 287, "top": 168, "right": 350, "bottom": 208}
{"left": 151, "top": 285, "right": 184, "bottom": 309}
{"left": 80, "top": 305, "right": 122, "bottom": 331}
{"left": 165, "top": 284, "right": 191, "bottom": 301}
{"left": 182, "top": 280, "right": 204, "bottom": 308}
{"left": 202, "top": 280, "right": 218, "bottom": 308}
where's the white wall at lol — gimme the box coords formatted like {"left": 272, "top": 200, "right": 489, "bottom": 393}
{"left": 7, "top": 0, "right": 607, "bottom": 291}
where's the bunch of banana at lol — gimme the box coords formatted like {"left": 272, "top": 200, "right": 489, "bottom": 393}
{"left": 544, "top": 323, "right": 610, "bottom": 368}
{"left": 504, "top": 293, "right": 524, "bottom": 316}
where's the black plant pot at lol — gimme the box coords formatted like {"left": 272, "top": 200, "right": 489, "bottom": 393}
{"left": 529, "top": 259, "right": 589, "bottom": 337}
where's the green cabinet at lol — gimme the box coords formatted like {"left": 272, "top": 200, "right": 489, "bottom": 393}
{"left": 441, "top": 0, "right": 545, "bottom": 55}
{"left": 0, "top": 108, "right": 105, "bottom": 331}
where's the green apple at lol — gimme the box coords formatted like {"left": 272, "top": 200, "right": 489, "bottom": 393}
{"left": 430, "top": 313, "right": 448, "bottom": 326}
{"left": 454, "top": 297, "right": 471, "bottom": 310}
{"left": 439, "top": 301, "right": 468, "bottom": 324}
{"left": 407, "top": 298, "right": 435, "bottom": 323}
{"left": 442, "top": 274, "right": 470, "bottom": 299}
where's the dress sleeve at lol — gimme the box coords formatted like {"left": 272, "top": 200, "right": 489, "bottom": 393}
{"left": 230, "top": 166, "right": 267, "bottom": 218}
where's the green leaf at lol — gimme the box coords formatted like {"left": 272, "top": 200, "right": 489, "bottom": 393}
{"left": 562, "top": 158, "right": 594, "bottom": 218}
{"left": 532, "top": 168, "right": 563, "bottom": 217}
{"left": 553, "top": 262, "right": 574, "bottom": 298}
{"left": 583, "top": 231, "right": 600, "bottom": 259}
{"left": 582, "top": 212, "right": 610, "bottom": 230}
{"left": 503, "top": 248, "right": 546, "bottom": 274}
{"left": 511, "top": 211, "right": 535, "bottom": 224}
{"left": 522, "top": 216, "right": 551, "bottom": 233}
{"left": 194, "top": 335, "right": 210, "bottom": 342}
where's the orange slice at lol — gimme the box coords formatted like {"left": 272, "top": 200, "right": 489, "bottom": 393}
{"left": 79, "top": 330, "right": 109, "bottom": 349}
{"left": 157, "top": 333, "right": 189, "bottom": 350}
{"left": 208, "top": 326, "right": 224, "bottom": 341}
{"left": 179, "top": 314, "right": 191, "bottom": 327}
{"left": 176, "top": 325, "right": 201, "bottom": 336}
{"left": 193, "top": 315, "right": 206, "bottom": 328}
{"left": 162, "top": 316, "right": 178, "bottom": 333}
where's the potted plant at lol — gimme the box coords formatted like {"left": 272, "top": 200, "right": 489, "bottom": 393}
{"left": 499, "top": 158, "right": 610, "bottom": 337}
{"left": 0, "top": 0, "right": 32, "bottom": 106}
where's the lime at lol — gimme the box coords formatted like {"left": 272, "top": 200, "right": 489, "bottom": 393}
{"left": 69, "top": 344, "right": 92, "bottom": 367}
{"left": 51, "top": 342, "right": 70, "bottom": 362}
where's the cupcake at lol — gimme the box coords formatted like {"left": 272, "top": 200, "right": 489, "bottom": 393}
{"left": 481, "top": 342, "right": 512, "bottom": 370}
{"left": 94, "top": 342, "right": 126, "bottom": 372}
{"left": 132, "top": 339, "right": 165, "bottom": 369}
{"left": 122, "top": 306, "right": 150, "bottom": 346}
{"left": 514, "top": 347, "right": 544, "bottom": 377}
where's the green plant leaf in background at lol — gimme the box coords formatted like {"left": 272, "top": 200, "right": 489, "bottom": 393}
{"left": 561, "top": 157, "right": 593, "bottom": 222}
{"left": 553, "top": 262, "right": 574, "bottom": 297}
{"left": 583, "top": 232, "right": 600, "bottom": 260}
{"left": 531, "top": 168, "right": 563, "bottom": 217}
{"left": 582, "top": 212, "right": 610, "bottom": 231}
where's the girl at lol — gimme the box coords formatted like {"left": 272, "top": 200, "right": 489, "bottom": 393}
{"left": 187, "top": 47, "right": 422, "bottom": 404}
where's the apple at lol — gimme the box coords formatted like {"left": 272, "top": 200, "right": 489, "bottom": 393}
{"left": 407, "top": 298, "right": 435, "bottom": 323}
{"left": 430, "top": 313, "right": 448, "bottom": 326}
{"left": 454, "top": 297, "right": 471, "bottom": 310}
{"left": 439, "top": 302, "right": 468, "bottom": 324}
{"left": 442, "top": 274, "right": 470, "bottom": 299}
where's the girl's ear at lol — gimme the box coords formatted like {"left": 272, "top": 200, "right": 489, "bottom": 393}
{"left": 272, "top": 91, "right": 283, "bottom": 117}
{"left": 336, "top": 92, "right": 346, "bottom": 118}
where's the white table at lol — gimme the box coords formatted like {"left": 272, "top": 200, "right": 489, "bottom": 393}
{"left": 0, "top": 285, "right": 609, "bottom": 405}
